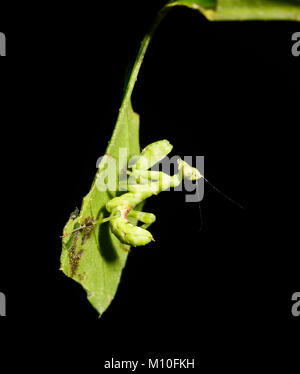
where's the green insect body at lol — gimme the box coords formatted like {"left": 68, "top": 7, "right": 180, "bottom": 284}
{"left": 105, "top": 139, "right": 202, "bottom": 247}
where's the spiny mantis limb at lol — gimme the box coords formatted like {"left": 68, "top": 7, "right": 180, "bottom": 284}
{"left": 127, "top": 210, "right": 156, "bottom": 230}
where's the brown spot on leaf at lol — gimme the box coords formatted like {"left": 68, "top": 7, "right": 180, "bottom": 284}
{"left": 69, "top": 236, "right": 84, "bottom": 277}
{"left": 81, "top": 216, "right": 95, "bottom": 245}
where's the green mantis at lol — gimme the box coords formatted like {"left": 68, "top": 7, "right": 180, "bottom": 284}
{"left": 105, "top": 139, "right": 202, "bottom": 247}
{"left": 62, "top": 139, "right": 202, "bottom": 248}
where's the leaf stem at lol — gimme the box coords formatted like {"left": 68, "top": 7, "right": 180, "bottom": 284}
{"left": 121, "top": 6, "right": 171, "bottom": 109}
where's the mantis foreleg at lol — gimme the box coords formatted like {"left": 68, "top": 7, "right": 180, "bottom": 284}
{"left": 106, "top": 140, "right": 202, "bottom": 247}
{"left": 127, "top": 210, "right": 156, "bottom": 230}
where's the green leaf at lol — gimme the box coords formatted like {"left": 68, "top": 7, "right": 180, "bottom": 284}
{"left": 61, "top": 0, "right": 300, "bottom": 316}
{"left": 60, "top": 7, "right": 170, "bottom": 315}
{"left": 60, "top": 100, "right": 141, "bottom": 315}
{"left": 167, "top": 0, "right": 300, "bottom": 21}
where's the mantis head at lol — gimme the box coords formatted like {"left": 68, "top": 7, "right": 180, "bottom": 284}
{"left": 178, "top": 159, "right": 202, "bottom": 181}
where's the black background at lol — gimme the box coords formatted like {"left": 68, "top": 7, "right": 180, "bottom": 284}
{"left": 0, "top": 0, "right": 299, "bottom": 365}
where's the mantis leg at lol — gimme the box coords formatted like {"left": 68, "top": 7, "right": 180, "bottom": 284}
{"left": 127, "top": 210, "right": 156, "bottom": 229}
{"left": 93, "top": 211, "right": 121, "bottom": 225}
{"left": 130, "top": 170, "right": 162, "bottom": 180}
